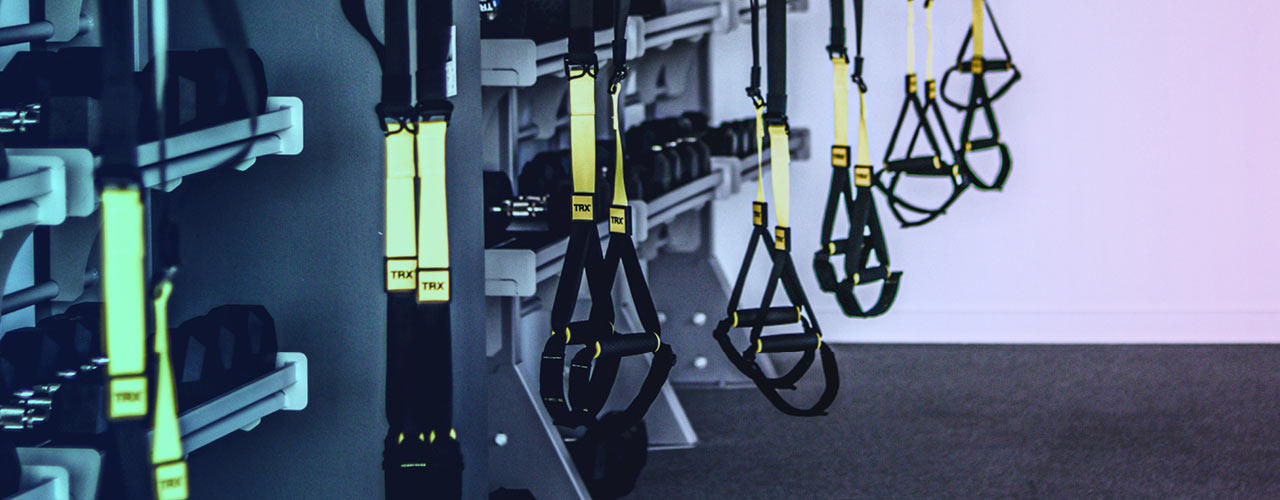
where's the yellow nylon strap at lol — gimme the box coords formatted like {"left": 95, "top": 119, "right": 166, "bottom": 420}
{"left": 610, "top": 89, "right": 627, "bottom": 206}
{"left": 385, "top": 127, "right": 417, "bottom": 292}
{"left": 767, "top": 125, "right": 790, "bottom": 229}
{"left": 906, "top": 0, "right": 915, "bottom": 75}
{"left": 151, "top": 280, "right": 188, "bottom": 500}
{"left": 832, "top": 57, "right": 849, "bottom": 149}
{"left": 101, "top": 187, "right": 148, "bottom": 420}
{"left": 754, "top": 106, "right": 765, "bottom": 203}
{"left": 971, "top": 0, "right": 984, "bottom": 72}
{"left": 856, "top": 90, "right": 871, "bottom": 166}
{"left": 417, "top": 120, "right": 451, "bottom": 303}
{"left": 569, "top": 72, "right": 597, "bottom": 220}
{"left": 926, "top": 0, "right": 935, "bottom": 82}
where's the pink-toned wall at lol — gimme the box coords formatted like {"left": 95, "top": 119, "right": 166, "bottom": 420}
{"left": 709, "top": 0, "right": 1280, "bottom": 342}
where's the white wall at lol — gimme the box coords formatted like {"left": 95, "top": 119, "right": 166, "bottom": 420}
{"left": 708, "top": 0, "right": 1280, "bottom": 342}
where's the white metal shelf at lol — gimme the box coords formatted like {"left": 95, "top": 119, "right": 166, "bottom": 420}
{"left": 481, "top": 2, "right": 726, "bottom": 87}
{"left": 3, "top": 353, "right": 308, "bottom": 500}
{"left": 484, "top": 128, "right": 806, "bottom": 297}
{"left": 0, "top": 96, "right": 304, "bottom": 238}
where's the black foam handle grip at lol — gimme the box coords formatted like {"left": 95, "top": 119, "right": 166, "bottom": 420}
{"left": 960, "top": 59, "right": 1013, "bottom": 73}
{"left": 757, "top": 333, "right": 820, "bottom": 354}
{"left": 563, "top": 319, "right": 613, "bottom": 346}
{"left": 595, "top": 333, "right": 661, "bottom": 358}
{"left": 967, "top": 138, "right": 1001, "bottom": 151}
{"left": 885, "top": 156, "right": 946, "bottom": 176}
{"left": 733, "top": 307, "right": 801, "bottom": 328}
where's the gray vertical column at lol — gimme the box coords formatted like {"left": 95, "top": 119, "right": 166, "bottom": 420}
{"left": 448, "top": 0, "right": 489, "bottom": 495}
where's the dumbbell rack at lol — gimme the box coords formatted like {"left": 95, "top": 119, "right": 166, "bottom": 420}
{"left": 0, "top": 96, "right": 306, "bottom": 498}
{"left": 0, "top": 97, "right": 304, "bottom": 315}
{"left": 480, "top": 0, "right": 808, "bottom": 496}
{"left": 2, "top": 353, "right": 308, "bottom": 500}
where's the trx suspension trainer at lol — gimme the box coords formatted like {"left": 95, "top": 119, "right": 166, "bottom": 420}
{"left": 343, "top": 0, "right": 464, "bottom": 496}
{"left": 540, "top": 0, "right": 675, "bottom": 436}
{"left": 712, "top": 0, "right": 838, "bottom": 416}
{"left": 812, "top": 0, "right": 902, "bottom": 317}
{"left": 939, "top": 0, "right": 1020, "bottom": 190}
{"left": 877, "top": 0, "right": 969, "bottom": 228}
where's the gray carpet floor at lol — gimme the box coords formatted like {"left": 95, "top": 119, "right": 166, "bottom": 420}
{"left": 628, "top": 344, "right": 1280, "bottom": 500}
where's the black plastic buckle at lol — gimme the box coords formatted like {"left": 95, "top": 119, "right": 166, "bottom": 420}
{"left": 609, "top": 64, "right": 629, "bottom": 94}
{"left": 564, "top": 56, "right": 599, "bottom": 80}
{"left": 416, "top": 100, "right": 454, "bottom": 123}
{"left": 850, "top": 56, "right": 867, "bottom": 93}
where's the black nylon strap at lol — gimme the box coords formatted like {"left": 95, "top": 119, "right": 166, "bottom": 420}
{"left": 879, "top": 75, "right": 970, "bottom": 227}
{"left": 765, "top": 0, "right": 786, "bottom": 122}
{"left": 814, "top": 0, "right": 898, "bottom": 316}
{"left": 567, "top": 0, "right": 595, "bottom": 67}
{"left": 745, "top": 0, "right": 762, "bottom": 103}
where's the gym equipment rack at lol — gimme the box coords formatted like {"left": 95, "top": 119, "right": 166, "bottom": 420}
{"left": 482, "top": 0, "right": 810, "bottom": 496}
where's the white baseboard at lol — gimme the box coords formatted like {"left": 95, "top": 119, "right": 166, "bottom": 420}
{"left": 814, "top": 308, "right": 1280, "bottom": 344}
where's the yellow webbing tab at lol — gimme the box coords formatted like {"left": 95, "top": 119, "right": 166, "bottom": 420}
{"left": 416, "top": 121, "right": 449, "bottom": 272}
{"left": 154, "top": 462, "right": 189, "bottom": 500}
{"left": 417, "top": 269, "right": 450, "bottom": 303}
{"left": 752, "top": 202, "right": 764, "bottom": 226}
{"left": 108, "top": 375, "right": 148, "bottom": 419}
{"left": 101, "top": 187, "right": 148, "bottom": 420}
{"left": 926, "top": 0, "right": 935, "bottom": 82}
{"left": 571, "top": 194, "right": 594, "bottom": 221}
{"left": 832, "top": 57, "right": 849, "bottom": 149}
{"left": 754, "top": 106, "right": 765, "bottom": 203}
{"left": 854, "top": 166, "right": 873, "bottom": 187}
{"left": 151, "top": 280, "right": 188, "bottom": 500}
{"left": 774, "top": 226, "right": 788, "bottom": 251}
{"left": 971, "top": 0, "right": 984, "bottom": 73}
{"left": 609, "top": 207, "right": 627, "bottom": 234}
{"left": 767, "top": 125, "right": 790, "bottom": 229}
{"left": 386, "top": 259, "right": 416, "bottom": 291}
{"left": 569, "top": 73, "right": 597, "bottom": 197}
{"left": 610, "top": 90, "right": 628, "bottom": 207}
{"left": 906, "top": 0, "right": 916, "bottom": 75}
{"left": 384, "top": 128, "right": 417, "bottom": 260}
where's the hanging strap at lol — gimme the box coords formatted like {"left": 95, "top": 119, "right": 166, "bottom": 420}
{"left": 938, "top": 0, "right": 1017, "bottom": 190}
{"left": 813, "top": 0, "right": 899, "bottom": 317}
{"left": 939, "top": 0, "right": 1020, "bottom": 109}
{"left": 875, "top": 0, "right": 970, "bottom": 228}
{"left": 97, "top": 1, "right": 153, "bottom": 497}
{"left": 344, "top": 0, "right": 463, "bottom": 495}
{"left": 541, "top": 0, "right": 622, "bottom": 430}
{"left": 712, "top": 0, "right": 838, "bottom": 416}
{"left": 150, "top": 280, "right": 188, "bottom": 499}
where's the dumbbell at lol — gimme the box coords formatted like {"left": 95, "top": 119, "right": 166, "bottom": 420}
{"left": 628, "top": 122, "right": 688, "bottom": 186}
{"left": 0, "top": 49, "right": 107, "bottom": 148}
{"left": 205, "top": 305, "right": 278, "bottom": 387}
{"left": 172, "top": 305, "right": 278, "bottom": 410}
{"left": 139, "top": 48, "right": 269, "bottom": 141}
{"left": 0, "top": 327, "right": 61, "bottom": 397}
{"left": 567, "top": 411, "right": 649, "bottom": 500}
{"left": 485, "top": 170, "right": 551, "bottom": 246}
{"left": 597, "top": 139, "right": 645, "bottom": 204}
{"left": 518, "top": 151, "right": 574, "bottom": 236}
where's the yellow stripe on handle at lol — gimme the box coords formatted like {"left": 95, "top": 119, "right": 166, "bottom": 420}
{"left": 417, "top": 120, "right": 451, "bottom": 303}
{"left": 926, "top": 0, "right": 935, "bottom": 82}
{"left": 101, "top": 188, "right": 148, "bottom": 420}
{"left": 856, "top": 90, "right": 871, "bottom": 166}
{"left": 972, "top": 0, "right": 984, "bottom": 73}
{"left": 906, "top": 0, "right": 915, "bottom": 76}
{"left": 151, "top": 280, "right": 188, "bottom": 500}
{"left": 611, "top": 89, "right": 627, "bottom": 206}
{"left": 569, "top": 73, "right": 597, "bottom": 197}
{"left": 767, "top": 125, "right": 791, "bottom": 229}
{"left": 754, "top": 106, "right": 765, "bottom": 204}
{"left": 832, "top": 57, "right": 849, "bottom": 149}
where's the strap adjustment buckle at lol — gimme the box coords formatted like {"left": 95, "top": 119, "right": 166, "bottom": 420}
{"left": 608, "top": 64, "right": 629, "bottom": 94}
{"left": 849, "top": 56, "right": 867, "bottom": 93}
{"left": 564, "top": 56, "right": 599, "bottom": 80}
{"left": 416, "top": 100, "right": 454, "bottom": 122}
